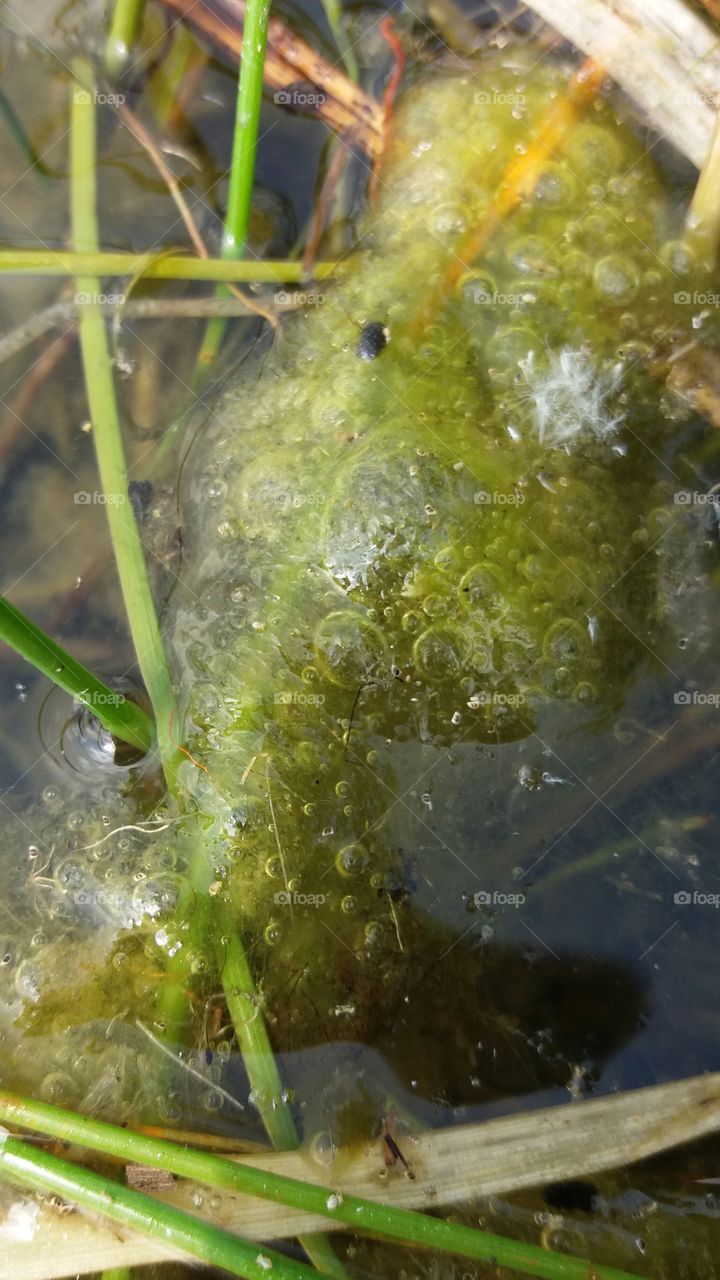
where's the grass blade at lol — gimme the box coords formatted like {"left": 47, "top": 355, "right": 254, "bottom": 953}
{"left": 0, "top": 250, "right": 336, "bottom": 282}
{"left": 105, "top": 0, "right": 146, "bottom": 78}
{"left": 0, "top": 594, "right": 152, "bottom": 752}
{"left": 223, "top": 0, "right": 271, "bottom": 257}
{"left": 0, "top": 1089, "right": 651, "bottom": 1280}
{"left": 0, "top": 1132, "right": 315, "bottom": 1280}
{"left": 195, "top": 0, "right": 272, "bottom": 376}
{"left": 69, "top": 62, "right": 180, "bottom": 782}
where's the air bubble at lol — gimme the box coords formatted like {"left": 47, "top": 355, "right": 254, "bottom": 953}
{"left": 335, "top": 845, "right": 369, "bottom": 877}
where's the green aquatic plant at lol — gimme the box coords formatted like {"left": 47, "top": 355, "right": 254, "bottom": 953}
{"left": 0, "top": 594, "right": 152, "bottom": 753}
{"left": 165, "top": 55, "right": 684, "bottom": 1053}
{"left": 0, "top": 1090, "right": 650, "bottom": 1280}
{"left": 0, "top": 48, "right": 687, "bottom": 1097}
{"left": 0, "top": 252, "right": 336, "bottom": 281}
{"left": 70, "top": 62, "right": 179, "bottom": 780}
{"left": 0, "top": 34, "right": 709, "bottom": 1280}
{"left": 0, "top": 1131, "right": 317, "bottom": 1280}
{"left": 104, "top": 0, "right": 146, "bottom": 78}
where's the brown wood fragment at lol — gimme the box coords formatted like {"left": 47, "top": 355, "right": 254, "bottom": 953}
{"left": 125, "top": 1162, "right": 176, "bottom": 1192}
{"left": 664, "top": 342, "right": 720, "bottom": 428}
{"left": 698, "top": 0, "right": 720, "bottom": 25}
{"left": 157, "top": 0, "right": 384, "bottom": 158}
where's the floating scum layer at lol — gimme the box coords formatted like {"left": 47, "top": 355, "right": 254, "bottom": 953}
{"left": 0, "top": 50, "right": 697, "bottom": 1123}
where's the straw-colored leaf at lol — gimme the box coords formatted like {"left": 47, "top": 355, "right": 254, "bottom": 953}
{"left": 5, "top": 1073, "right": 720, "bottom": 1279}
{"left": 522, "top": 0, "right": 720, "bottom": 166}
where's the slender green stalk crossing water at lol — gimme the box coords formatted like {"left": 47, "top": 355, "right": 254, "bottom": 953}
{"left": 0, "top": 594, "right": 153, "bottom": 752}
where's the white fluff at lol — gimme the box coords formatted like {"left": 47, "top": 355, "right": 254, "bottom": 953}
{"left": 519, "top": 348, "right": 623, "bottom": 449}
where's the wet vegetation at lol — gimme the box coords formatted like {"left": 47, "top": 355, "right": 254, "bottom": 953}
{"left": 1, "top": 1, "right": 720, "bottom": 1278}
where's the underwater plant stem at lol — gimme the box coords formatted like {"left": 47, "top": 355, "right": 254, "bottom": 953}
{"left": 0, "top": 1133, "right": 314, "bottom": 1280}
{"left": 105, "top": 0, "right": 146, "bottom": 78}
{"left": 0, "top": 250, "right": 337, "bottom": 281}
{"left": 317, "top": 0, "right": 358, "bottom": 81}
{"left": 156, "top": 884, "right": 348, "bottom": 1275}
{"left": 194, "top": 0, "right": 272, "bottom": 377}
{"left": 0, "top": 1094, "right": 647, "bottom": 1280}
{"left": 531, "top": 815, "right": 707, "bottom": 897}
{"left": 0, "top": 595, "right": 153, "bottom": 752}
{"left": 217, "top": 911, "right": 298, "bottom": 1151}
{"left": 223, "top": 0, "right": 270, "bottom": 258}
{"left": 69, "top": 61, "right": 180, "bottom": 783}
{"left": 0, "top": 88, "right": 52, "bottom": 179}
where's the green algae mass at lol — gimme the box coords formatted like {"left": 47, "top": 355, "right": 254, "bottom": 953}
{"left": 0, "top": 54, "right": 693, "bottom": 1112}
{"left": 164, "top": 55, "right": 682, "bottom": 1048}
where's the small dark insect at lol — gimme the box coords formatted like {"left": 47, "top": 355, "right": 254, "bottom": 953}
{"left": 128, "top": 479, "right": 154, "bottom": 523}
{"left": 357, "top": 322, "right": 390, "bottom": 360}
{"left": 543, "top": 1179, "right": 599, "bottom": 1213}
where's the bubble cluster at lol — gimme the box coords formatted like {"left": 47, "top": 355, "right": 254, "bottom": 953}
{"left": 1, "top": 55, "right": 696, "bottom": 1089}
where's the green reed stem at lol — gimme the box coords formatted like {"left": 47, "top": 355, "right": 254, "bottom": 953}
{"left": 532, "top": 815, "right": 706, "bottom": 898}
{"left": 70, "top": 61, "right": 180, "bottom": 783}
{"left": 0, "top": 595, "right": 152, "bottom": 753}
{"left": 68, "top": 68, "right": 282, "bottom": 1122}
{"left": 160, "top": 10, "right": 349, "bottom": 1260}
{"left": 0, "top": 88, "right": 52, "bottom": 179}
{"left": 0, "top": 1132, "right": 313, "bottom": 1280}
{"left": 224, "top": 0, "right": 270, "bottom": 258}
{"left": 71, "top": 54, "right": 344, "bottom": 1280}
{"left": 0, "top": 250, "right": 336, "bottom": 281}
{"left": 318, "top": 0, "right": 358, "bottom": 81}
{"left": 217, "top": 905, "right": 298, "bottom": 1151}
{"left": 105, "top": 0, "right": 146, "bottom": 79}
{"left": 156, "top": 871, "right": 347, "bottom": 1275}
{"left": 195, "top": 0, "right": 272, "bottom": 377}
{"left": 0, "top": 1092, "right": 646, "bottom": 1280}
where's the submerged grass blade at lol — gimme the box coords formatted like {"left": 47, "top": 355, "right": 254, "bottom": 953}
{"left": 0, "top": 1090, "right": 651, "bottom": 1280}
{"left": 155, "top": 866, "right": 348, "bottom": 1274}
{"left": 105, "top": 0, "right": 146, "bottom": 78}
{"left": 195, "top": 0, "right": 272, "bottom": 376}
{"left": 69, "top": 61, "right": 179, "bottom": 782}
{"left": 0, "top": 1132, "right": 315, "bottom": 1280}
{"left": 317, "top": 0, "right": 358, "bottom": 81}
{"left": 0, "top": 594, "right": 153, "bottom": 752}
{"left": 223, "top": 0, "right": 271, "bottom": 258}
{"left": 147, "top": 5, "right": 347, "bottom": 1265}
{"left": 0, "top": 250, "right": 336, "bottom": 281}
{"left": 67, "top": 51, "right": 344, "bottom": 1253}
{"left": 217, "top": 911, "right": 298, "bottom": 1150}
{"left": 0, "top": 88, "right": 52, "bottom": 179}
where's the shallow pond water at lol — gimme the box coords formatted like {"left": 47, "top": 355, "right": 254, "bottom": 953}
{"left": 2, "top": 2, "right": 720, "bottom": 1278}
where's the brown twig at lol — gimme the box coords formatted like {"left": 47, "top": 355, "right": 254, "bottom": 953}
{"left": 302, "top": 140, "right": 351, "bottom": 275}
{"left": 157, "top": 0, "right": 384, "bottom": 158}
{"left": 369, "top": 16, "right": 407, "bottom": 205}
{"left": 412, "top": 55, "right": 606, "bottom": 334}
{"left": 0, "top": 326, "right": 77, "bottom": 463}
{"left": 117, "top": 102, "right": 210, "bottom": 259}
{"left": 698, "top": 0, "right": 720, "bottom": 24}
